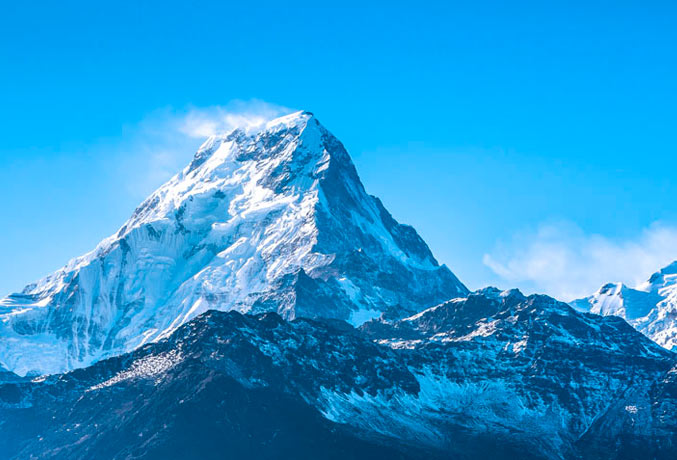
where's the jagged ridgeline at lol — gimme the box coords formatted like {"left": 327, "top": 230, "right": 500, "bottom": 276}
{"left": 0, "top": 111, "right": 466, "bottom": 376}
{"left": 1, "top": 291, "right": 675, "bottom": 459}
{"left": 572, "top": 261, "right": 677, "bottom": 350}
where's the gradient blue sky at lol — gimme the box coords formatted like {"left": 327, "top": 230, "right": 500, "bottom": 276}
{"left": 2, "top": 1, "right": 677, "bottom": 300}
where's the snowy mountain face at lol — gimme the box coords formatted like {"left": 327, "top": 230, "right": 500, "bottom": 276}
{"left": 572, "top": 261, "right": 677, "bottom": 350}
{"left": 0, "top": 111, "right": 466, "bottom": 376}
{"left": 1, "top": 291, "right": 675, "bottom": 459}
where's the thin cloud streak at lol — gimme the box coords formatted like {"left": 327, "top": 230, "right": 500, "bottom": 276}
{"left": 483, "top": 221, "right": 677, "bottom": 301}
{"left": 110, "top": 100, "right": 294, "bottom": 199}
{"left": 179, "top": 101, "right": 293, "bottom": 138}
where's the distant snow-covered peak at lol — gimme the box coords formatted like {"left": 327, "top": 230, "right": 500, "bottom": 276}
{"left": 572, "top": 261, "right": 677, "bottom": 350}
{"left": 638, "top": 260, "right": 677, "bottom": 294}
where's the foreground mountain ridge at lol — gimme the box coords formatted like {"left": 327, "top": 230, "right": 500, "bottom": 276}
{"left": 1, "top": 289, "right": 675, "bottom": 459}
{"left": 0, "top": 111, "right": 466, "bottom": 376}
{"left": 572, "top": 261, "right": 677, "bottom": 350}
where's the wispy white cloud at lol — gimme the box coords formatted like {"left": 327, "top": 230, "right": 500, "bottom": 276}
{"left": 483, "top": 221, "right": 677, "bottom": 301}
{"left": 109, "top": 100, "right": 294, "bottom": 198}
{"left": 178, "top": 100, "right": 293, "bottom": 138}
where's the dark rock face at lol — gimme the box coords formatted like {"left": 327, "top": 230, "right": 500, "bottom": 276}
{"left": 1, "top": 290, "right": 676, "bottom": 459}
{"left": 361, "top": 289, "right": 677, "bottom": 457}
{"left": 0, "top": 312, "right": 432, "bottom": 460}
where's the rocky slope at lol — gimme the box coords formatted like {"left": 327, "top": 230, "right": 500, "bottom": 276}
{"left": 572, "top": 261, "right": 677, "bottom": 349}
{"left": 1, "top": 290, "right": 675, "bottom": 459}
{"left": 0, "top": 111, "right": 466, "bottom": 376}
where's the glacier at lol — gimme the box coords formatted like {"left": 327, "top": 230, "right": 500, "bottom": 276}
{"left": 0, "top": 111, "right": 466, "bottom": 376}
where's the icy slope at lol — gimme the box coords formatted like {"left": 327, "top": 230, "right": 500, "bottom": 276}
{"left": 0, "top": 111, "right": 466, "bottom": 376}
{"left": 572, "top": 261, "right": 677, "bottom": 349}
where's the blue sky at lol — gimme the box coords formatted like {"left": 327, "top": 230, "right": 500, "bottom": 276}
{"left": 2, "top": 1, "right": 677, "bottom": 299}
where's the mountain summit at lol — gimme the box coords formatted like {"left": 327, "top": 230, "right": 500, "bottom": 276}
{"left": 0, "top": 111, "right": 466, "bottom": 376}
{"left": 572, "top": 260, "right": 677, "bottom": 349}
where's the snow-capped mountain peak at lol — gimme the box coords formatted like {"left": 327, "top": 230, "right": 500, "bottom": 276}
{"left": 638, "top": 260, "right": 677, "bottom": 294}
{"left": 572, "top": 261, "right": 677, "bottom": 350}
{"left": 0, "top": 111, "right": 466, "bottom": 376}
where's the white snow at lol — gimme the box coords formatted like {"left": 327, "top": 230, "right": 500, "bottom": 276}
{"left": 512, "top": 338, "right": 528, "bottom": 354}
{"left": 318, "top": 367, "right": 567, "bottom": 450}
{"left": 0, "top": 111, "right": 465, "bottom": 376}
{"left": 572, "top": 261, "right": 677, "bottom": 350}
{"left": 87, "top": 349, "right": 183, "bottom": 391}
